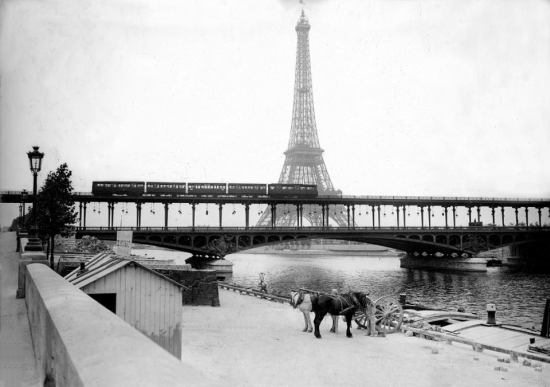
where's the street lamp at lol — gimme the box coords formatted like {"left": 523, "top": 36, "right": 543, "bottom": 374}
{"left": 24, "top": 146, "right": 45, "bottom": 252}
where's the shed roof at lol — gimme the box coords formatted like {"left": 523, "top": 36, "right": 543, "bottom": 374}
{"left": 64, "top": 253, "right": 188, "bottom": 290}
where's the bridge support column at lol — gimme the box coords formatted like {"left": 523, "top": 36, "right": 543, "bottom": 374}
{"left": 245, "top": 203, "right": 250, "bottom": 230}
{"left": 428, "top": 206, "right": 432, "bottom": 229}
{"left": 491, "top": 207, "right": 496, "bottom": 225}
{"left": 112, "top": 203, "right": 116, "bottom": 229}
{"left": 515, "top": 207, "right": 519, "bottom": 226}
{"left": 525, "top": 207, "right": 529, "bottom": 227}
{"left": 371, "top": 205, "right": 376, "bottom": 229}
{"left": 400, "top": 254, "right": 487, "bottom": 272}
{"left": 403, "top": 206, "right": 406, "bottom": 228}
{"left": 477, "top": 206, "right": 481, "bottom": 223}
{"left": 420, "top": 206, "right": 424, "bottom": 229}
{"left": 136, "top": 202, "right": 142, "bottom": 229}
{"left": 107, "top": 202, "right": 112, "bottom": 229}
{"left": 83, "top": 202, "right": 87, "bottom": 230}
{"left": 299, "top": 204, "right": 303, "bottom": 228}
{"left": 219, "top": 203, "right": 223, "bottom": 228}
{"left": 396, "top": 206, "right": 400, "bottom": 228}
{"left": 79, "top": 202, "right": 83, "bottom": 228}
{"left": 271, "top": 204, "right": 277, "bottom": 228}
{"left": 352, "top": 205, "right": 355, "bottom": 230}
{"left": 164, "top": 203, "right": 169, "bottom": 229}
{"left": 501, "top": 206, "right": 505, "bottom": 226}
{"left": 377, "top": 205, "right": 381, "bottom": 229}
{"left": 468, "top": 207, "right": 472, "bottom": 223}
{"left": 347, "top": 205, "right": 350, "bottom": 229}
{"left": 325, "top": 204, "right": 329, "bottom": 228}
{"left": 192, "top": 203, "right": 196, "bottom": 231}
{"left": 538, "top": 208, "right": 542, "bottom": 228}
{"left": 444, "top": 206, "right": 448, "bottom": 228}
{"left": 452, "top": 206, "right": 456, "bottom": 227}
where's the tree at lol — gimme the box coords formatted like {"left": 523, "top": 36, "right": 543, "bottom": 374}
{"left": 36, "top": 163, "right": 78, "bottom": 268}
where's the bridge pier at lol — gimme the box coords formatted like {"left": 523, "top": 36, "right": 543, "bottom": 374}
{"left": 400, "top": 254, "right": 487, "bottom": 272}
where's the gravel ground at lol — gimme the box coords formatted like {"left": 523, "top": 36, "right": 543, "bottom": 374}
{"left": 181, "top": 288, "right": 549, "bottom": 387}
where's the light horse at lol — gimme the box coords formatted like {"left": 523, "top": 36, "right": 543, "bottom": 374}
{"left": 312, "top": 291, "right": 369, "bottom": 339}
{"left": 289, "top": 290, "right": 342, "bottom": 334}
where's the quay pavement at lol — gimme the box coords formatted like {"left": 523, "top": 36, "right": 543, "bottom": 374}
{"left": 0, "top": 232, "right": 41, "bottom": 386}
{"left": 181, "top": 289, "right": 549, "bottom": 386}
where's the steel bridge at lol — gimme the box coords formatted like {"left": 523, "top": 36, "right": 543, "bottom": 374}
{"left": 4, "top": 191, "right": 549, "bottom": 259}
{"left": 3, "top": 191, "right": 550, "bottom": 230}
{"left": 74, "top": 225, "right": 549, "bottom": 259}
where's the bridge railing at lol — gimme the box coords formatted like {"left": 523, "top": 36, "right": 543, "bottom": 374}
{"left": 2, "top": 190, "right": 550, "bottom": 202}
{"left": 75, "top": 226, "right": 550, "bottom": 232}
{"left": 341, "top": 195, "right": 550, "bottom": 202}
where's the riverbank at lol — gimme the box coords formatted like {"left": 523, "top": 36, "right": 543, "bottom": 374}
{"left": 180, "top": 288, "right": 548, "bottom": 386}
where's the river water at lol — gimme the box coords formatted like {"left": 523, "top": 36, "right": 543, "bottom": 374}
{"left": 137, "top": 248, "right": 549, "bottom": 331}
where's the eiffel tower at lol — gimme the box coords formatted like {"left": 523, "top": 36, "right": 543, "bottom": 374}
{"left": 257, "top": 10, "right": 348, "bottom": 227}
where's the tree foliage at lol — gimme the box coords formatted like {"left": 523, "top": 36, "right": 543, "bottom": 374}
{"left": 36, "top": 163, "right": 78, "bottom": 267}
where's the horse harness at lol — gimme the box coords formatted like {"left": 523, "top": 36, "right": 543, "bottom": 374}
{"left": 291, "top": 290, "right": 318, "bottom": 309}
{"left": 292, "top": 290, "right": 361, "bottom": 315}
{"left": 333, "top": 293, "right": 361, "bottom": 315}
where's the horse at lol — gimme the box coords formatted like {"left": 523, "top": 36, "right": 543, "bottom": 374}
{"left": 312, "top": 291, "right": 369, "bottom": 339}
{"left": 290, "top": 290, "right": 345, "bottom": 334}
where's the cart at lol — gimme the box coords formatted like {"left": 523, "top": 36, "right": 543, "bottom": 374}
{"left": 353, "top": 295, "right": 404, "bottom": 334}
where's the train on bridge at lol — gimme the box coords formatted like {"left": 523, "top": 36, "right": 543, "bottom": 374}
{"left": 92, "top": 181, "right": 319, "bottom": 199}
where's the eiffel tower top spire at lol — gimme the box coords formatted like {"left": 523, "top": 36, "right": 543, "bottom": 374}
{"left": 286, "top": 10, "right": 321, "bottom": 154}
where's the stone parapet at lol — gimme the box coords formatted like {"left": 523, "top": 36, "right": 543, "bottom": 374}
{"left": 17, "top": 239, "right": 49, "bottom": 298}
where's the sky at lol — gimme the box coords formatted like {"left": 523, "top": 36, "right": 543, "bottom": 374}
{"left": 1, "top": 0, "right": 549, "bottom": 228}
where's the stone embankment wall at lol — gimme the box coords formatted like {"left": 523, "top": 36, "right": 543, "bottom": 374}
{"left": 24, "top": 263, "right": 216, "bottom": 387}
{"left": 155, "top": 267, "right": 220, "bottom": 306}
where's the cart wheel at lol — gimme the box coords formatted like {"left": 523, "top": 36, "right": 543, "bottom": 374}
{"left": 373, "top": 296, "right": 403, "bottom": 334}
{"left": 353, "top": 308, "right": 369, "bottom": 329}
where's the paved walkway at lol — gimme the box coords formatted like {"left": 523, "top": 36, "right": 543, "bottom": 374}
{"left": 181, "top": 288, "right": 549, "bottom": 387}
{"left": 0, "top": 232, "right": 41, "bottom": 387}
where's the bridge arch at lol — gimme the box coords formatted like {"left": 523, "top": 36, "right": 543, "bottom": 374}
{"left": 435, "top": 235, "right": 447, "bottom": 245}
{"left": 422, "top": 235, "right": 434, "bottom": 243}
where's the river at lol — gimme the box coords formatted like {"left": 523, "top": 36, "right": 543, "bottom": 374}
{"left": 136, "top": 248, "right": 549, "bottom": 331}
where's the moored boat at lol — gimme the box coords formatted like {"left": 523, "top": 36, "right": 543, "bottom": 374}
{"left": 402, "top": 308, "right": 550, "bottom": 364}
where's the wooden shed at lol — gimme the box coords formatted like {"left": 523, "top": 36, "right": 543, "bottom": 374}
{"left": 65, "top": 253, "right": 185, "bottom": 359}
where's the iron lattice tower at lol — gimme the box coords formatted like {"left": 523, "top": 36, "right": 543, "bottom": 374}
{"left": 257, "top": 11, "right": 348, "bottom": 227}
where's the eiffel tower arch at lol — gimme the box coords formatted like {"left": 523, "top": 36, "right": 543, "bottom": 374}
{"left": 257, "top": 11, "right": 348, "bottom": 227}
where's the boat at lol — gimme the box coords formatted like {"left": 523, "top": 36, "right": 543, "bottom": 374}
{"left": 401, "top": 308, "right": 550, "bottom": 364}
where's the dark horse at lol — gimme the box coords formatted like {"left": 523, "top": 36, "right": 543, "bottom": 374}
{"left": 311, "top": 292, "right": 368, "bottom": 339}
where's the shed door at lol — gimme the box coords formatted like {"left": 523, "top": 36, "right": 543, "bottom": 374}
{"left": 89, "top": 293, "right": 117, "bottom": 314}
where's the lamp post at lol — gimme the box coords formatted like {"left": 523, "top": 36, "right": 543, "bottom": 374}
{"left": 24, "top": 146, "right": 45, "bottom": 252}
{"left": 21, "top": 189, "right": 28, "bottom": 227}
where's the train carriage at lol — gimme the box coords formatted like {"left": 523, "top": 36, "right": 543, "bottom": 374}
{"left": 91, "top": 181, "right": 318, "bottom": 198}
{"left": 268, "top": 184, "right": 318, "bottom": 198}
{"left": 227, "top": 183, "right": 267, "bottom": 196}
{"left": 187, "top": 183, "right": 227, "bottom": 195}
{"left": 92, "top": 181, "right": 145, "bottom": 196}
{"left": 146, "top": 182, "right": 187, "bottom": 196}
